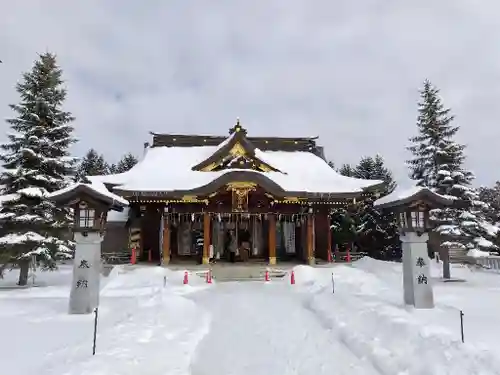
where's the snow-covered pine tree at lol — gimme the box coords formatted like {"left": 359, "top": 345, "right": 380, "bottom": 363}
{"left": 329, "top": 164, "right": 357, "bottom": 252}
{"left": 407, "top": 80, "right": 496, "bottom": 254}
{"left": 479, "top": 182, "right": 500, "bottom": 224}
{"left": 351, "top": 156, "right": 400, "bottom": 259}
{"left": 75, "top": 148, "right": 109, "bottom": 181}
{"left": 372, "top": 154, "right": 397, "bottom": 194}
{"left": 333, "top": 155, "right": 399, "bottom": 259}
{"left": 352, "top": 157, "right": 375, "bottom": 180}
{"left": 114, "top": 152, "right": 138, "bottom": 173}
{"left": 356, "top": 194, "right": 400, "bottom": 260}
{"left": 337, "top": 163, "right": 355, "bottom": 177}
{"left": 0, "top": 53, "right": 77, "bottom": 285}
{"left": 407, "top": 80, "right": 459, "bottom": 189}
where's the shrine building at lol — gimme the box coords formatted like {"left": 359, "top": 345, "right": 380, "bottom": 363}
{"left": 91, "top": 120, "right": 385, "bottom": 265}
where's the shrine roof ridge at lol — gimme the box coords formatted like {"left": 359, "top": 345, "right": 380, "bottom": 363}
{"left": 150, "top": 132, "right": 320, "bottom": 151}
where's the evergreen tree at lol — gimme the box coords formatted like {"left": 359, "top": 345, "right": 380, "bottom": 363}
{"left": 75, "top": 148, "right": 109, "bottom": 181}
{"left": 333, "top": 155, "right": 400, "bottom": 259}
{"left": 355, "top": 194, "right": 400, "bottom": 260}
{"left": 338, "top": 163, "right": 355, "bottom": 177}
{"left": 0, "top": 53, "right": 77, "bottom": 285}
{"left": 338, "top": 157, "right": 396, "bottom": 193}
{"left": 331, "top": 163, "right": 357, "bottom": 252}
{"left": 372, "top": 155, "right": 397, "bottom": 194}
{"left": 479, "top": 182, "right": 500, "bottom": 224}
{"left": 352, "top": 156, "right": 399, "bottom": 259}
{"left": 352, "top": 157, "right": 375, "bottom": 179}
{"left": 407, "top": 80, "right": 459, "bottom": 189}
{"left": 114, "top": 152, "right": 138, "bottom": 173}
{"left": 407, "top": 80, "right": 496, "bottom": 253}
{"left": 329, "top": 206, "right": 357, "bottom": 252}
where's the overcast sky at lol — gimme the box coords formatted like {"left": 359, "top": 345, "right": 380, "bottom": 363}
{"left": 2, "top": 1, "right": 500, "bottom": 187}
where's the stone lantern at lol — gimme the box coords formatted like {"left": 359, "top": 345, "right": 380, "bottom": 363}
{"left": 375, "top": 187, "right": 454, "bottom": 309}
{"left": 48, "top": 183, "right": 128, "bottom": 314}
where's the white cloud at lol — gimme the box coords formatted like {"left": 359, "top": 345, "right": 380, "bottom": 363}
{"left": 2, "top": 0, "right": 500, "bottom": 187}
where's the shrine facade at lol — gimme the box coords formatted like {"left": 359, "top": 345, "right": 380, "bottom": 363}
{"left": 92, "top": 121, "right": 385, "bottom": 265}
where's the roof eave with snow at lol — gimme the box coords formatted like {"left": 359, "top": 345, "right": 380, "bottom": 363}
{"left": 48, "top": 182, "right": 128, "bottom": 211}
{"left": 374, "top": 186, "right": 453, "bottom": 209}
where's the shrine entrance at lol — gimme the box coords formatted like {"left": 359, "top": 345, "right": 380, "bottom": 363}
{"left": 161, "top": 211, "right": 306, "bottom": 264}
{"left": 211, "top": 214, "right": 266, "bottom": 263}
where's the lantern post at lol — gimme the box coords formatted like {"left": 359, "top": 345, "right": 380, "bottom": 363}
{"left": 375, "top": 187, "right": 455, "bottom": 309}
{"left": 48, "top": 183, "right": 128, "bottom": 314}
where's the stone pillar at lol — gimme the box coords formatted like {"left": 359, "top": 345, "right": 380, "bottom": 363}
{"left": 268, "top": 214, "right": 277, "bottom": 265}
{"left": 307, "top": 214, "right": 315, "bottom": 265}
{"left": 440, "top": 246, "right": 451, "bottom": 279}
{"left": 202, "top": 212, "right": 211, "bottom": 264}
{"left": 69, "top": 232, "right": 103, "bottom": 314}
{"left": 162, "top": 217, "right": 171, "bottom": 265}
{"left": 401, "top": 232, "right": 434, "bottom": 309}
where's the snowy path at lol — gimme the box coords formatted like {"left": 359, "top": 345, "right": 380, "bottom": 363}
{"left": 188, "top": 282, "right": 381, "bottom": 375}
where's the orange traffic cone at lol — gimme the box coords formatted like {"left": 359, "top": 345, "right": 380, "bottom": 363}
{"left": 206, "top": 269, "right": 212, "bottom": 284}
{"left": 265, "top": 270, "right": 270, "bottom": 282}
{"left": 346, "top": 248, "right": 351, "bottom": 263}
{"left": 131, "top": 247, "right": 136, "bottom": 265}
{"left": 183, "top": 271, "right": 189, "bottom": 285}
{"left": 290, "top": 270, "right": 295, "bottom": 285}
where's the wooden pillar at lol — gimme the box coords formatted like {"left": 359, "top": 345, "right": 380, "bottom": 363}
{"left": 202, "top": 212, "right": 210, "bottom": 265}
{"left": 162, "top": 217, "right": 171, "bottom": 265}
{"left": 307, "top": 214, "right": 315, "bottom": 265}
{"left": 268, "top": 214, "right": 276, "bottom": 265}
{"left": 327, "top": 214, "right": 332, "bottom": 261}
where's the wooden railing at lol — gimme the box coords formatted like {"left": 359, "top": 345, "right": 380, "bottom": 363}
{"left": 101, "top": 252, "right": 131, "bottom": 265}
{"left": 474, "top": 256, "right": 500, "bottom": 271}
{"left": 334, "top": 251, "right": 367, "bottom": 262}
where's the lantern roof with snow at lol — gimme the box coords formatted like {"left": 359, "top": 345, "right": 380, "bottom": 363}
{"left": 47, "top": 181, "right": 128, "bottom": 212}
{"left": 374, "top": 186, "right": 455, "bottom": 211}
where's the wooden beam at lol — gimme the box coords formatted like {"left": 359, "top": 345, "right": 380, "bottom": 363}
{"left": 268, "top": 214, "right": 276, "bottom": 265}
{"left": 202, "top": 212, "right": 210, "bottom": 264}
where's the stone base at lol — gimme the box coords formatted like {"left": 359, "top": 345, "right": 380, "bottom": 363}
{"left": 442, "top": 278, "right": 467, "bottom": 283}
{"left": 268, "top": 256, "right": 276, "bottom": 265}
{"left": 307, "top": 256, "right": 316, "bottom": 266}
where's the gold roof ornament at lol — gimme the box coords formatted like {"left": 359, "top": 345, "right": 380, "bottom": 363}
{"left": 229, "top": 117, "right": 247, "bottom": 135}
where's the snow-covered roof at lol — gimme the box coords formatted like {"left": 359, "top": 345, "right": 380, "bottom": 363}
{"left": 374, "top": 186, "right": 453, "bottom": 209}
{"left": 89, "top": 145, "right": 383, "bottom": 196}
{"left": 107, "top": 207, "right": 129, "bottom": 222}
{"left": 47, "top": 180, "right": 128, "bottom": 211}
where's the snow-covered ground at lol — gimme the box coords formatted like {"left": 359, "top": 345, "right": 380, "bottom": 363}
{"left": 1, "top": 259, "right": 500, "bottom": 375}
